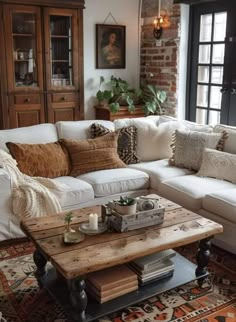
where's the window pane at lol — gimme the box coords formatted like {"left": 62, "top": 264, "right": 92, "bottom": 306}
{"left": 212, "top": 44, "right": 225, "bottom": 64}
{"left": 196, "top": 109, "right": 207, "bottom": 125}
{"left": 210, "top": 86, "right": 222, "bottom": 109}
{"left": 198, "top": 66, "right": 209, "bottom": 83}
{"left": 197, "top": 85, "right": 208, "bottom": 107}
{"left": 199, "top": 45, "right": 211, "bottom": 64}
{"left": 200, "top": 14, "right": 212, "bottom": 42}
{"left": 213, "top": 12, "right": 227, "bottom": 42}
{"left": 211, "top": 66, "right": 224, "bottom": 84}
{"left": 209, "top": 110, "right": 221, "bottom": 124}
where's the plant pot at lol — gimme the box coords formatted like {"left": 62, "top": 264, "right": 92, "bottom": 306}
{"left": 115, "top": 202, "right": 137, "bottom": 215}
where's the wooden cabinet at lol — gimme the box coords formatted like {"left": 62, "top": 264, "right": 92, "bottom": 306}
{"left": 0, "top": 0, "right": 84, "bottom": 129}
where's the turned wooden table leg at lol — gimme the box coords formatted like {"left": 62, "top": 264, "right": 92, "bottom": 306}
{"left": 196, "top": 237, "right": 212, "bottom": 287}
{"left": 33, "top": 249, "right": 47, "bottom": 286}
{"left": 68, "top": 278, "right": 88, "bottom": 322}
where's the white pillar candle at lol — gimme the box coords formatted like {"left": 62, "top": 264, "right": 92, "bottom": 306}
{"left": 89, "top": 213, "right": 98, "bottom": 230}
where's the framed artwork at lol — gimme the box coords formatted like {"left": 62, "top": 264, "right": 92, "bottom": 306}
{"left": 96, "top": 24, "right": 126, "bottom": 69}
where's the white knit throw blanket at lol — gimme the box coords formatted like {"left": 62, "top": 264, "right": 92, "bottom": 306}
{"left": 0, "top": 149, "right": 65, "bottom": 218}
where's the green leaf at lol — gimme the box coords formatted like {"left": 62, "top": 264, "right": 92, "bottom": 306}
{"left": 145, "top": 101, "right": 157, "bottom": 114}
{"left": 157, "top": 90, "right": 167, "bottom": 103}
{"left": 103, "top": 90, "right": 113, "bottom": 101}
{"left": 109, "top": 102, "right": 120, "bottom": 113}
{"left": 96, "top": 90, "right": 104, "bottom": 102}
{"left": 128, "top": 104, "right": 136, "bottom": 113}
{"left": 126, "top": 96, "right": 134, "bottom": 106}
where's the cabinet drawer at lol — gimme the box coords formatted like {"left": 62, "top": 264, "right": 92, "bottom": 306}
{"left": 14, "top": 94, "right": 41, "bottom": 105}
{"left": 52, "top": 93, "right": 77, "bottom": 103}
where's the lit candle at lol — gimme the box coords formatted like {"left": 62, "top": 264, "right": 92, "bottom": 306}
{"left": 89, "top": 213, "right": 98, "bottom": 230}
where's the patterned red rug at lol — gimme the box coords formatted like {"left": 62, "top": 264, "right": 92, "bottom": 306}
{"left": 0, "top": 240, "right": 235, "bottom": 322}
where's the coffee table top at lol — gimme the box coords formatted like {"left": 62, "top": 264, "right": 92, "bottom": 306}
{"left": 21, "top": 195, "right": 223, "bottom": 280}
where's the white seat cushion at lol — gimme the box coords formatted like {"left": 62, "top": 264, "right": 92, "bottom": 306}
{"left": 159, "top": 175, "right": 236, "bottom": 211}
{"left": 129, "top": 159, "right": 193, "bottom": 190}
{"left": 203, "top": 189, "right": 236, "bottom": 223}
{"left": 52, "top": 176, "right": 94, "bottom": 209}
{"left": 56, "top": 120, "right": 114, "bottom": 140}
{"left": 78, "top": 168, "right": 149, "bottom": 197}
{"left": 0, "top": 123, "right": 58, "bottom": 152}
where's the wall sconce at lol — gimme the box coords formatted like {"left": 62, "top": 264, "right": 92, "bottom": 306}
{"left": 153, "top": 0, "right": 163, "bottom": 39}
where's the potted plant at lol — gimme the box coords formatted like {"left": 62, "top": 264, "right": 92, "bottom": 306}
{"left": 64, "top": 212, "right": 74, "bottom": 232}
{"left": 115, "top": 196, "right": 137, "bottom": 215}
{"left": 96, "top": 76, "right": 142, "bottom": 113}
{"left": 95, "top": 76, "right": 167, "bottom": 116}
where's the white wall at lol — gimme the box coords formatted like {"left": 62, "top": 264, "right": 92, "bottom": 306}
{"left": 83, "top": 0, "right": 141, "bottom": 119}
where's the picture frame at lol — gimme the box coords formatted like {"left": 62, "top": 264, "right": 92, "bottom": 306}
{"left": 96, "top": 24, "right": 126, "bottom": 69}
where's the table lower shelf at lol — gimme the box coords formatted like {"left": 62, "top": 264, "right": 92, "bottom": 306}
{"left": 39, "top": 253, "right": 208, "bottom": 322}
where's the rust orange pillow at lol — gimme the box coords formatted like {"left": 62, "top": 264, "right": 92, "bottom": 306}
{"left": 60, "top": 132, "right": 126, "bottom": 176}
{"left": 6, "top": 142, "right": 70, "bottom": 178}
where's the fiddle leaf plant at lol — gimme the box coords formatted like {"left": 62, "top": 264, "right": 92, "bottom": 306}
{"left": 141, "top": 84, "right": 167, "bottom": 115}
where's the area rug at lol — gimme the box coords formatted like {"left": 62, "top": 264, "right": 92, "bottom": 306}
{"left": 0, "top": 241, "right": 235, "bottom": 322}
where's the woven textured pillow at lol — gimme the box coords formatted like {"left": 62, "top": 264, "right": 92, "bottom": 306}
{"left": 197, "top": 148, "right": 236, "bottom": 183}
{"left": 6, "top": 142, "right": 70, "bottom": 178}
{"left": 60, "top": 132, "right": 126, "bottom": 177}
{"left": 169, "top": 129, "right": 228, "bottom": 171}
{"left": 90, "top": 123, "right": 140, "bottom": 164}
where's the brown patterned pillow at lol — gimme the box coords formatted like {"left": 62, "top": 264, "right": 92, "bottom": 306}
{"left": 60, "top": 132, "right": 126, "bottom": 177}
{"left": 6, "top": 142, "right": 70, "bottom": 178}
{"left": 90, "top": 123, "right": 140, "bottom": 165}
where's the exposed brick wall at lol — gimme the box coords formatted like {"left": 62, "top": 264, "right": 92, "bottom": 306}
{"left": 141, "top": 0, "right": 181, "bottom": 116}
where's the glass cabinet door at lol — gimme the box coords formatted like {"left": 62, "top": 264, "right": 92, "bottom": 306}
{"left": 4, "top": 5, "right": 43, "bottom": 91}
{"left": 44, "top": 8, "right": 79, "bottom": 90}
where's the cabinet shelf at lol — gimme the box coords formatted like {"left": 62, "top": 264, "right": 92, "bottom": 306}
{"left": 52, "top": 60, "right": 69, "bottom": 63}
{"left": 51, "top": 35, "right": 69, "bottom": 39}
{"left": 13, "top": 33, "right": 34, "bottom": 37}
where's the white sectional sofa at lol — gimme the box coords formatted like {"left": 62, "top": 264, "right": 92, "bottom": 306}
{"left": 0, "top": 116, "right": 235, "bottom": 255}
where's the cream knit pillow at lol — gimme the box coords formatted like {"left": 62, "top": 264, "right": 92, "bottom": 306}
{"left": 169, "top": 130, "right": 228, "bottom": 171}
{"left": 197, "top": 148, "right": 236, "bottom": 183}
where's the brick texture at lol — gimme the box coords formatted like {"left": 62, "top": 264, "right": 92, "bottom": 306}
{"left": 141, "top": 0, "right": 181, "bottom": 116}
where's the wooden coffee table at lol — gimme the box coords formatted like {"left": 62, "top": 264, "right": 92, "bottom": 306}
{"left": 21, "top": 195, "right": 223, "bottom": 322}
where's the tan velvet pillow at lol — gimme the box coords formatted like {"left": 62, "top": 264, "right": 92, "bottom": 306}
{"left": 6, "top": 142, "right": 70, "bottom": 178}
{"left": 60, "top": 132, "right": 126, "bottom": 176}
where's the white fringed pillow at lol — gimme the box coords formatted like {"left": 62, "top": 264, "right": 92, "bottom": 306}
{"left": 197, "top": 148, "right": 236, "bottom": 183}
{"left": 169, "top": 129, "right": 228, "bottom": 171}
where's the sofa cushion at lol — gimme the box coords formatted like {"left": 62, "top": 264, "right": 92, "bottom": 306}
{"left": 169, "top": 130, "right": 227, "bottom": 171}
{"left": 60, "top": 133, "right": 126, "bottom": 177}
{"left": 197, "top": 148, "right": 236, "bottom": 183}
{"left": 159, "top": 115, "right": 213, "bottom": 132}
{"left": 159, "top": 175, "right": 236, "bottom": 211}
{"left": 214, "top": 124, "right": 236, "bottom": 154}
{"left": 115, "top": 118, "right": 186, "bottom": 162}
{"left": 78, "top": 168, "right": 149, "bottom": 197}
{"left": 6, "top": 142, "right": 70, "bottom": 178}
{"left": 52, "top": 176, "right": 94, "bottom": 208}
{"left": 56, "top": 120, "right": 114, "bottom": 140}
{"left": 89, "top": 123, "right": 140, "bottom": 164}
{"left": 202, "top": 189, "right": 236, "bottom": 223}
{"left": 129, "top": 159, "right": 193, "bottom": 190}
{"left": 0, "top": 124, "right": 58, "bottom": 152}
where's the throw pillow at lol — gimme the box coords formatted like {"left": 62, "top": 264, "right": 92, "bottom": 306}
{"left": 6, "top": 142, "right": 70, "bottom": 178}
{"left": 214, "top": 124, "right": 236, "bottom": 154}
{"left": 89, "top": 123, "right": 140, "bottom": 164}
{"left": 60, "top": 132, "right": 126, "bottom": 177}
{"left": 115, "top": 119, "right": 187, "bottom": 161}
{"left": 169, "top": 130, "right": 228, "bottom": 171}
{"left": 197, "top": 148, "right": 236, "bottom": 183}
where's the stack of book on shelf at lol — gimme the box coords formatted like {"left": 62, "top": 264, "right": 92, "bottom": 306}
{"left": 86, "top": 265, "right": 138, "bottom": 304}
{"left": 129, "top": 249, "right": 176, "bottom": 286}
